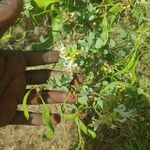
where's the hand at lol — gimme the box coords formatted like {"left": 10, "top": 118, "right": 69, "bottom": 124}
{"left": 0, "top": 0, "right": 83, "bottom": 127}
{"left": 0, "top": 50, "right": 82, "bottom": 127}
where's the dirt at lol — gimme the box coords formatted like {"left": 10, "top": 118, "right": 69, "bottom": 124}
{"left": 0, "top": 105, "right": 78, "bottom": 150}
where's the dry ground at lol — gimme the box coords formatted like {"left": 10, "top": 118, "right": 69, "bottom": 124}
{"left": 0, "top": 105, "right": 78, "bottom": 150}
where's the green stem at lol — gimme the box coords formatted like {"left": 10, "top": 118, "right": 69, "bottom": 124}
{"left": 75, "top": 118, "right": 85, "bottom": 150}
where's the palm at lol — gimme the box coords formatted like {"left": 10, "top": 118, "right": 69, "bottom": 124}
{"left": 0, "top": 50, "right": 81, "bottom": 127}
{"left": 0, "top": 52, "right": 26, "bottom": 126}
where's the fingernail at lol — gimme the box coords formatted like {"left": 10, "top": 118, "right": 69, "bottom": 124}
{"left": 51, "top": 114, "right": 61, "bottom": 126}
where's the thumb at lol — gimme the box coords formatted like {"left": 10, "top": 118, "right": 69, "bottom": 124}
{"left": 0, "top": 0, "right": 23, "bottom": 38}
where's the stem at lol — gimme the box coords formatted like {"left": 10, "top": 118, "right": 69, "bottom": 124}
{"left": 75, "top": 118, "right": 85, "bottom": 150}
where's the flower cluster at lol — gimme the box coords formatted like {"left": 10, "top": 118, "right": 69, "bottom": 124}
{"left": 59, "top": 42, "right": 78, "bottom": 72}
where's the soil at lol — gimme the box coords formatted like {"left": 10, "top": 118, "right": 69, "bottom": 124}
{"left": 0, "top": 105, "right": 78, "bottom": 150}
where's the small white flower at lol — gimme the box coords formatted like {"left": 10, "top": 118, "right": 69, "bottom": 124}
{"left": 59, "top": 42, "right": 66, "bottom": 58}
{"left": 59, "top": 42, "right": 78, "bottom": 72}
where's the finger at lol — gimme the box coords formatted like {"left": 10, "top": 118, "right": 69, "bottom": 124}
{"left": 0, "top": 0, "right": 23, "bottom": 38}
{"left": 24, "top": 50, "right": 60, "bottom": 66}
{"left": 26, "top": 70, "right": 64, "bottom": 85}
{"left": 10, "top": 111, "right": 61, "bottom": 126}
{"left": 19, "top": 89, "right": 77, "bottom": 104}
{"left": 71, "top": 73, "right": 84, "bottom": 88}
{"left": 0, "top": 50, "right": 60, "bottom": 66}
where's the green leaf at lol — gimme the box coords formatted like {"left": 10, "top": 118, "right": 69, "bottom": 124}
{"left": 109, "top": 3, "right": 123, "bottom": 15}
{"left": 0, "top": 31, "right": 11, "bottom": 41}
{"left": 97, "top": 99, "right": 103, "bottom": 109}
{"left": 89, "top": 15, "right": 95, "bottom": 21}
{"left": 132, "top": 4, "right": 145, "bottom": 23}
{"left": 52, "top": 10, "right": 65, "bottom": 42}
{"left": 76, "top": 119, "right": 96, "bottom": 138}
{"left": 44, "top": 128, "right": 54, "bottom": 139}
{"left": 32, "top": 36, "right": 53, "bottom": 51}
{"left": 109, "top": 3, "right": 123, "bottom": 25}
{"left": 61, "top": 86, "right": 69, "bottom": 92}
{"left": 55, "top": 77, "right": 62, "bottom": 86}
{"left": 120, "top": 29, "right": 127, "bottom": 38}
{"left": 40, "top": 97, "right": 54, "bottom": 138}
{"left": 114, "top": 50, "right": 139, "bottom": 84}
{"left": 63, "top": 113, "right": 77, "bottom": 121}
{"left": 78, "top": 96, "right": 88, "bottom": 105}
{"left": 109, "top": 39, "right": 116, "bottom": 48}
{"left": 34, "top": 0, "right": 60, "bottom": 8}
{"left": 101, "top": 82, "right": 130, "bottom": 94}
{"left": 95, "top": 38, "right": 103, "bottom": 49}
{"left": 23, "top": 90, "right": 32, "bottom": 120}
{"left": 87, "top": 3, "right": 94, "bottom": 12}
{"left": 87, "top": 31, "right": 95, "bottom": 47}
{"left": 101, "top": 15, "right": 109, "bottom": 46}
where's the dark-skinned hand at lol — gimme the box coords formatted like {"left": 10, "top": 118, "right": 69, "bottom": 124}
{"left": 0, "top": 0, "right": 83, "bottom": 127}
